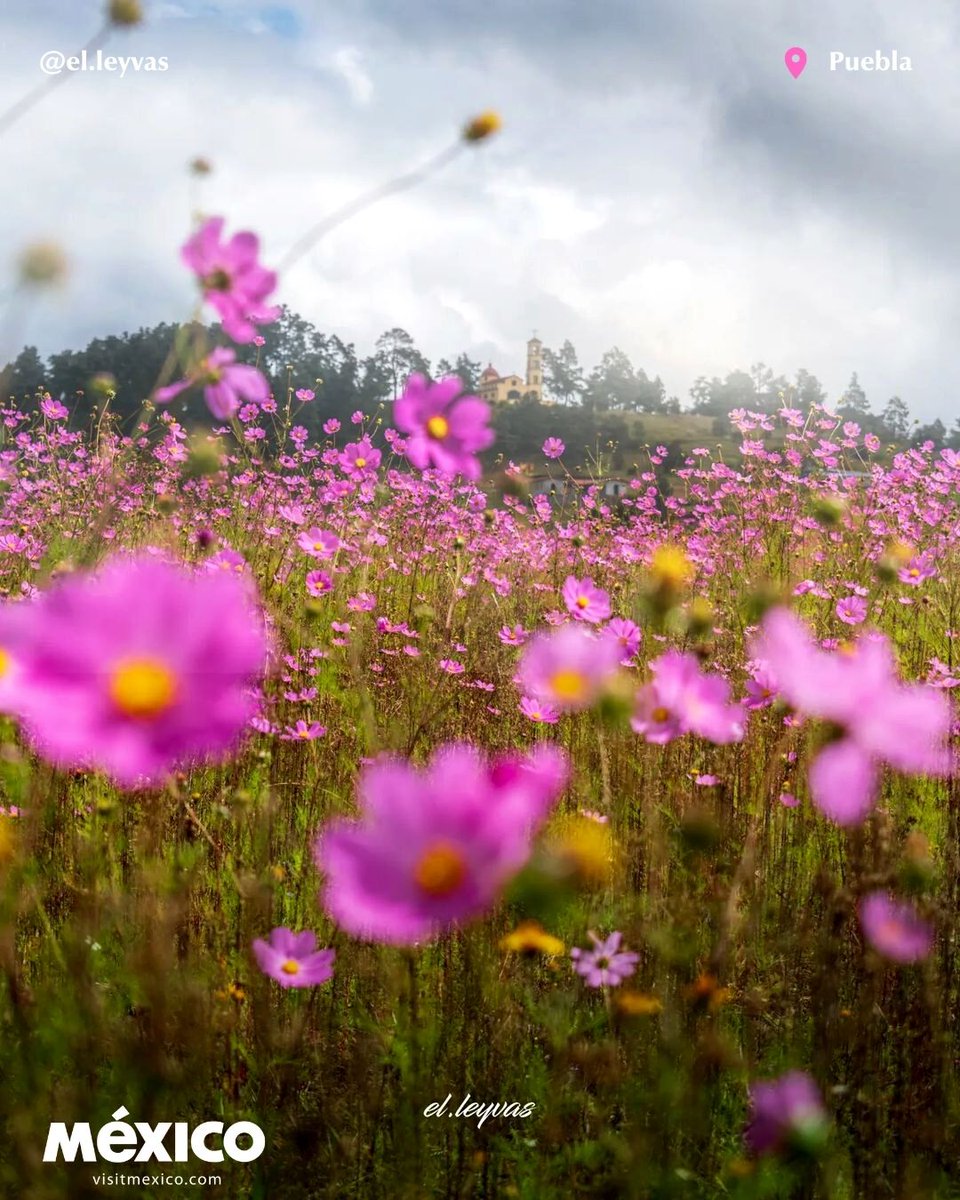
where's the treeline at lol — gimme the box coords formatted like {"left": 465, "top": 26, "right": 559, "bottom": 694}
{"left": 2, "top": 309, "right": 956, "bottom": 453}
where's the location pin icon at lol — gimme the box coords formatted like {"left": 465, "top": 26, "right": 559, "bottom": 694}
{"left": 785, "top": 46, "right": 807, "bottom": 78}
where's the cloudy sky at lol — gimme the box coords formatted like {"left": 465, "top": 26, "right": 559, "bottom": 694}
{"left": 1, "top": 0, "right": 958, "bottom": 420}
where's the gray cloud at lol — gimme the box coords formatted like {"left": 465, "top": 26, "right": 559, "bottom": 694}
{"left": 0, "top": 0, "right": 957, "bottom": 421}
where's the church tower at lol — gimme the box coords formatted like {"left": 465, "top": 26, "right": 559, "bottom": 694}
{"left": 525, "top": 336, "right": 543, "bottom": 399}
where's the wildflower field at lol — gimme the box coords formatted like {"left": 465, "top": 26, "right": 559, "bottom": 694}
{"left": 1, "top": 21, "right": 960, "bottom": 1193}
{"left": 2, "top": 336, "right": 960, "bottom": 1200}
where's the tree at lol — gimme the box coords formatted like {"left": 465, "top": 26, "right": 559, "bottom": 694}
{"left": 584, "top": 347, "right": 638, "bottom": 412}
{"left": 2, "top": 345, "right": 45, "bottom": 397}
{"left": 881, "top": 395, "right": 910, "bottom": 440}
{"left": 838, "top": 372, "right": 869, "bottom": 417}
{"left": 794, "top": 369, "right": 827, "bottom": 411}
{"left": 372, "top": 328, "right": 430, "bottom": 400}
{"left": 542, "top": 339, "right": 585, "bottom": 406}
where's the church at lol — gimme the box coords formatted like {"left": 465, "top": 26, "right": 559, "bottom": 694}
{"left": 476, "top": 337, "right": 545, "bottom": 404}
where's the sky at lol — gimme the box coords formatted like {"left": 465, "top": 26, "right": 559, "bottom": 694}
{"left": 1, "top": 0, "right": 959, "bottom": 421}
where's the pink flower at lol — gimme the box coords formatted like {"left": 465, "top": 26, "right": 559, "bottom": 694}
{"left": 306, "top": 571, "right": 334, "bottom": 597}
{"left": 542, "top": 437, "right": 565, "bottom": 459}
{"left": 632, "top": 650, "right": 745, "bottom": 745}
{"left": 347, "top": 592, "right": 376, "bottom": 613}
{"left": 899, "top": 553, "right": 936, "bottom": 586}
{"left": 561, "top": 576, "right": 611, "bottom": 624}
{"left": 752, "top": 608, "right": 953, "bottom": 825}
{"left": 8, "top": 554, "right": 267, "bottom": 787}
{"left": 519, "top": 696, "right": 560, "bottom": 724}
{"left": 295, "top": 388, "right": 315, "bottom": 402}
{"left": 603, "top": 617, "right": 641, "bottom": 663}
{"left": 744, "top": 663, "right": 777, "bottom": 710}
{"left": 323, "top": 418, "right": 341, "bottom": 435}
{"left": 498, "top": 624, "right": 528, "bottom": 646}
{"left": 41, "top": 397, "right": 69, "bottom": 421}
{"left": 154, "top": 346, "right": 269, "bottom": 421}
{"left": 745, "top": 1072, "right": 828, "bottom": 1157}
{"left": 517, "top": 625, "right": 622, "bottom": 711}
{"left": 392, "top": 374, "right": 494, "bottom": 481}
{"left": 836, "top": 594, "right": 867, "bottom": 626}
{"left": 181, "top": 216, "right": 280, "bottom": 344}
{"left": 314, "top": 742, "right": 568, "bottom": 944}
{"left": 571, "top": 931, "right": 638, "bottom": 988}
{"left": 438, "top": 659, "right": 464, "bottom": 675}
{"left": 339, "top": 437, "right": 381, "bottom": 477}
{"left": 281, "top": 720, "right": 326, "bottom": 742}
{"left": 297, "top": 528, "right": 340, "bottom": 560}
{"left": 252, "top": 928, "right": 334, "bottom": 988}
{"left": 859, "top": 891, "right": 933, "bottom": 963}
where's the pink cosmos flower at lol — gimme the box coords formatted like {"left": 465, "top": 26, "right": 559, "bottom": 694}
{"left": 752, "top": 608, "right": 953, "bottom": 825}
{"left": 0, "top": 601, "right": 27, "bottom": 715}
{"left": 41, "top": 397, "right": 69, "bottom": 421}
{"left": 571, "top": 931, "right": 639, "bottom": 988}
{"left": 603, "top": 617, "right": 641, "bottom": 663}
{"left": 8, "top": 554, "right": 268, "bottom": 787}
{"left": 297, "top": 528, "right": 340, "bottom": 559}
{"left": 323, "top": 418, "right": 341, "bottom": 435}
{"left": 561, "top": 575, "right": 611, "bottom": 624}
{"left": 744, "top": 663, "right": 777, "bottom": 710}
{"left": 182, "top": 216, "right": 280, "bottom": 344}
{"left": 499, "top": 624, "right": 528, "bottom": 646}
{"left": 631, "top": 650, "right": 745, "bottom": 745}
{"left": 899, "top": 553, "right": 937, "bottom": 586}
{"left": 859, "top": 891, "right": 933, "bottom": 963}
{"left": 295, "top": 388, "right": 315, "bottom": 402}
{"left": 339, "top": 437, "right": 381, "bottom": 477}
{"left": 392, "top": 374, "right": 494, "bottom": 481}
{"left": 542, "top": 437, "right": 565, "bottom": 459}
{"left": 836, "top": 594, "right": 868, "bottom": 626}
{"left": 519, "top": 696, "right": 560, "bottom": 724}
{"left": 252, "top": 928, "right": 335, "bottom": 988}
{"left": 745, "top": 1072, "right": 828, "bottom": 1157}
{"left": 315, "top": 742, "right": 568, "bottom": 944}
{"left": 154, "top": 347, "right": 270, "bottom": 421}
{"left": 306, "top": 571, "right": 334, "bottom": 597}
{"left": 281, "top": 720, "right": 326, "bottom": 742}
{"left": 517, "top": 625, "right": 622, "bottom": 711}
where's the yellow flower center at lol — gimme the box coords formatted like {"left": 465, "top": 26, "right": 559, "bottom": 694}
{"left": 575, "top": 596, "right": 589, "bottom": 609}
{"left": 313, "top": 541, "right": 325, "bottom": 552}
{"left": 203, "top": 268, "right": 232, "bottom": 292}
{"left": 909, "top": 568, "right": 920, "bottom": 577}
{"left": 651, "top": 706, "right": 670, "bottom": 723}
{"left": 426, "top": 415, "right": 450, "bottom": 440}
{"left": 0, "top": 647, "right": 10, "bottom": 679}
{"left": 414, "top": 840, "right": 467, "bottom": 897}
{"left": 109, "top": 657, "right": 178, "bottom": 719}
{"left": 549, "top": 669, "right": 587, "bottom": 703}
{"left": 281, "top": 959, "right": 301, "bottom": 975}
{"left": 355, "top": 456, "right": 367, "bottom": 468}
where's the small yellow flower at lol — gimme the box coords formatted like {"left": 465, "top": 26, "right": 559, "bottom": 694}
{"left": 500, "top": 920, "right": 564, "bottom": 957}
{"left": 686, "top": 972, "right": 732, "bottom": 1011}
{"left": 463, "top": 111, "right": 502, "bottom": 142}
{"left": 616, "top": 990, "right": 662, "bottom": 1017}
{"left": 650, "top": 544, "right": 694, "bottom": 590}
{"left": 548, "top": 815, "right": 615, "bottom": 887}
{"left": 108, "top": 0, "right": 143, "bottom": 26}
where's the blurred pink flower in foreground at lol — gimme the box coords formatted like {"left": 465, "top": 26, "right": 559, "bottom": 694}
{"left": 7, "top": 554, "right": 268, "bottom": 787}
{"left": 392, "top": 374, "right": 494, "bottom": 481}
{"left": 859, "top": 891, "right": 933, "bottom": 963}
{"left": 745, "top": 1071, "right": 828, "bottom": 1157}
{"left": 182, "top": 216, "right": 280, "bottom": 344}
{"left": 752, "top": 608, "right": 952, "bottom": 825}
{"left": 154, "top": 346, "right": 269, "bottom": 421}
{"left": 518, "top": 625, "right": 621, "bottom": 711}
{"left": 315, "top": 742, "right": 567, "bottom": 944}
{"left": 632, "top": 650, "right": 745, "bottom": 745}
